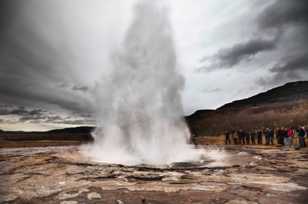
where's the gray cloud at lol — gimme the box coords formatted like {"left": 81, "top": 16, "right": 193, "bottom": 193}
{"left": 256, "top": 1, "right": 308, "bottom": 85}
{"left": 200, "top": 0, "right": 308, "bottom": 87}
{"left": 267, "top": 55, "right": 308, "bottom": 84}
{"left": 0, "top": 105, "right": 45, "bottom": 116}
{"left": 0, "top": 104, "right": 93, "bottom": 126}
{"left": 201, "top": 1, "right": 308, "bottom": 77}
{"left": 200, "top": 38, "right": 277, "bottom": 70}
{"left": 0, "top": 105, "right": 47, "bottom": 122}
{"left": 72, "top": 85, "right": 89, "bottom": 93}
{"left": 258, "top": 1, "right": 308, "bottom": 30}
{"left": 0, "top": 1, "right": 94, "bottom": 117}
{"left": 270, "top": 55, "right": 308, "bottom": 73}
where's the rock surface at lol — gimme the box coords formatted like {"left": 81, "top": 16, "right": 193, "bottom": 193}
{"left": 0, "top": 145, "right": 308, "bottom": 203}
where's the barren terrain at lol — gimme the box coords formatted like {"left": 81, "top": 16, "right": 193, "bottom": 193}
{"left": 1, "top": 145, "right": 308, "bottom": 204}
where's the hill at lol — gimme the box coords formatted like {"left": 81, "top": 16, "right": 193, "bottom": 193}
{"left": 186, "top": 81, "right": 308, "bottom": 136}
{"left": 0, "top": 126, "right": 94, "bottom": 148}
{"left": 219, "top": 81, "right": 308, "bottom": 110}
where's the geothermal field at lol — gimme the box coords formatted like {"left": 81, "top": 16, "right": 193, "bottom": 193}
{"left": 1, "top": 146, "right": 308, "bottom": 203}
{"left": 1, "top": 1, "right": 308, "bottom": 204}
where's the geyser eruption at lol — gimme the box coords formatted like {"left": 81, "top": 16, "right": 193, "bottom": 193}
{"left": 84, "top": 0, "right": 204, "bottom": 165}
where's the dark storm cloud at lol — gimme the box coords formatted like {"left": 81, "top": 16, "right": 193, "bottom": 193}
{"left": 257, "top": 1, "right": 308, "bottom": 84}
{"left": 270, "top": 55, "right": 308, "bottom": 73}
{"left": 0, "top": 104, "right": 93, "bottom": 125}
{"left": 268, "top": 55, "right": 308, "bottom": 84}
{"left": 200, "top": 0, "right": 308, "bottom": 84}
{"left": 72, "top": 85, "right": 89, "bottom": 92}
{"left": 0, "top": 105, "right": 45, "bottom": 116}
{"left": 0, "top": 105, "right": 48, "bottom": 123}
{"left": 0, "top": 1, "right": 19, "bottom": 34}
{"left": 58, "top": 83, "right": 89, "bottom": 93}
{"left": 200, "top": 38, "right": 276, "bottom": 70}
{"left": 0, "top": 1, "right": 93, "bottom": 117}
{"left": 258, "top": 1, "right": 308, "bottom": 30}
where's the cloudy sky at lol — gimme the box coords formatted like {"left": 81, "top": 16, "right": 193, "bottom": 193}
{"left": 0, "top": 0, "right": 307, "bottom": 131}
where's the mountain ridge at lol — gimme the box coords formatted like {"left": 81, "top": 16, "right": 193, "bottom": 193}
{"left": 186, "top": 81, "right": 308, "bottom": 136}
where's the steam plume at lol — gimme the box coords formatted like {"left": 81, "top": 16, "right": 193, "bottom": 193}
{"left": 83, "top": 0, "right": 204, "bottom": 165}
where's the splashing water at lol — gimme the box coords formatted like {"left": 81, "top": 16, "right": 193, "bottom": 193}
{"left": 82, "top": 0, "right": 204, "bottom": 165}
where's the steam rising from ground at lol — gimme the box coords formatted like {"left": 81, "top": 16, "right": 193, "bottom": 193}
{"left": 83, "top": 0, "right": 204, "bottom": 165}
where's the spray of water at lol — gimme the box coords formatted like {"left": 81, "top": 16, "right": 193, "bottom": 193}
{"left": 82, "top": 0, "right": 204, "bottom": 165}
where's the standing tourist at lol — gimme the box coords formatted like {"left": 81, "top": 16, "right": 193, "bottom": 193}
{"left": 283, "top": 128, "right": 290, "bottom": 149}
{"left": 287, "top": 127, "right": 295, "bottom": 147}
{"left": 298, "top": 126, "right": 306, "bottom": 148}
{"left": 276, "top": 128, "right": 284, "bottom": 145}
{"left": 245, "top": 131, "right": 250, "bottom": 145}
{"left": 269, "top": 128, "right": 274, "bottom": 145}
{"left": 265, "top": 128, "right": 270, "bottom": 145}
{"left": 232, "top": 130, "right": 238, "bottom": 145}
{"left": 239, "top": 130, "right": 245, "bottom": 145}
{"left": 250, "top": 130, "right": 256, "bottom": 145}
{"left": 225, "top": 131, "right": 231, "bottom": 145}
{"left": 257, "top": 130, "right": 263, "bottom": 145}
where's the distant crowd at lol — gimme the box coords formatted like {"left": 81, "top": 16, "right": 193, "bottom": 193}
{"left": 225, "top": 126, "right": 307, "bottom": 149}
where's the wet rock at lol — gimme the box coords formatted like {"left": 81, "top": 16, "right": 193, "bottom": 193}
{"left": 58, "top": 188, "right": 89, "bottom": 200}
{"left": 238, "top": 152, "right": 249, "bottom": 156}
{"left": 0, "top": 194, "right": 18, "bottom": 202}
{"left": 253, "top": 156, "right": 262, "bottom": 160}
{"left": 225, "top": 199, "right": 257, "bottom": 204}
{"left": 116, "top": 199, "right": 124, "bottom": 204}
{"left": 60, "top": 201, "right": 78, "bottom": 204}
{"left": 171, "top": 162, "right": 205, "bottom": 168}
{"left": 58, "top": 191, "right": 80, "bottom": 200}
{"left": 249, "top": 162, "right": 256, "bottom": 167}
{"left": 127, "top": 173, "right": 164, "bottom": 181}
{"left": 87, "top": 192, "right": 102, "bottom": 200}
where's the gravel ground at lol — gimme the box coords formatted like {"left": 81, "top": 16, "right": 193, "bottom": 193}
{"left": 0, "top": 145, "right": 307, "bottom": 204}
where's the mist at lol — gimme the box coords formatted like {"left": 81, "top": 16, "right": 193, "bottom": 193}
{"left": 82, "top": 0, "right": 204, "bottom": 165}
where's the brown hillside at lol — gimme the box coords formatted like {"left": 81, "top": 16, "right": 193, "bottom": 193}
{"left": 186, "top": 81, "right": 308, "bottom": 136}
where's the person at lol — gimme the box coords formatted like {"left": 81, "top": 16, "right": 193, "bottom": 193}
{"left": 225, "top": 131, "right": 231, "bottom": 145}
{"left": 269, "top": 128, "right": 274, "bottom": 145}
{"left": 283, "top": 127, "right": 291, "bottom": 149}
{"left": 265, "top": 128, "right": 270, "bottom": 145}
{"left": 232, "top": 130, "right": 238, "bottom": 145}
{"left": 250, "top": 130, "right": 256, "bottom": 145}
{"left": 298, "top": 126, "right": 306, "bottom": 148}
{"left": 257, "top": 129, "right": 263, "bottom": 145}
{"left": 276, "top": 128, "right": 284, "bottom": 145}
{"left": 237, "top": 130, "right": 241, "bottom": 144}
{"left": 245, "top": 130, "right": 250, "bottom": 145}
{"left": 287, "top": 127, "right": 295, "bottom": 147}
{"left": 238, "top": 130, "right": 245, "bottom": 145}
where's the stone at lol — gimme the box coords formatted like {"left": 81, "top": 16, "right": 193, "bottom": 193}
{"left": 58, "top": 188, "right": 89, "bottom": 200}
{"left": 116, "top": 199, "right": 124, "bottom": 204}
{"left": 0, "top": 194, "right": 18, "bottom": 202}
{"left": 87, "top": 192, "right": 102, "bottom": 200}
{"left": 225, "top": 199, "right": 258, "bottom": 204}
{"left": 60, "top": 201, "right": 78, "bottom": 204}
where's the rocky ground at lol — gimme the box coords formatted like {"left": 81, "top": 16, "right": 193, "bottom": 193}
{"left": 0, "top": 145, "right": 308, "bottom": 204}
